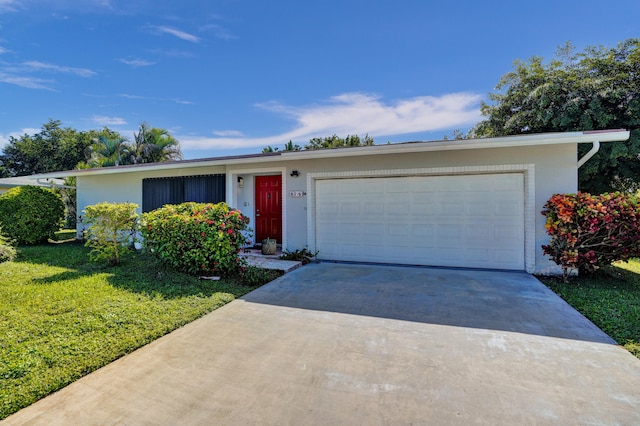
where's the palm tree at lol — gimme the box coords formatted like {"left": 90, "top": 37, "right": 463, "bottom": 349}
{"left": 132, "top": 122, "right": 182, "bottom": 164}
{"left": 87, "top": 135, "right": 132, "bottom": 167}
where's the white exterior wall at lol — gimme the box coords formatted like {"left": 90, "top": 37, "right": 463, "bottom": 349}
{"left": 276, "top": 143, "right": 576, "bottom": 274}
{"left": 76, "top": 143, "right": 577, "bottom": 274}
{"left": 76, "top": 165, "right": 226, "bottom": 233}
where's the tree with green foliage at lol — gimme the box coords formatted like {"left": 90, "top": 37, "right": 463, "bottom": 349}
{"left": 0, "top": 120, "right": 121, "bottom": 177}
{"left": 83, "top": 202, "right": 139, "bottom": 265}
{"left": 86, "top": 122, "right": 183, "bottom": 167}
{"left": 305, "top": 134, "right": 374, "bottom": 150}
{"left": 262, "top": 140, "right": 302, "bottom": 153}
{"left": 262, "top": 134, "right": 374, "bottom": 153}
{"left": 0, "top": 186, "right": 64, "bottom": 245}
{"left": 472, "top": 39, "right": 640, "bottom": 193}
{"left": 87, "top": 135, "right": 132, "bottom": 167}
{"left": 131, "top": 122, "right": 183, "bottom": 164}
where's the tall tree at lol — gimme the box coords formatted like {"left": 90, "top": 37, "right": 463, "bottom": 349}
{"left": 131, "top": 122, "right": 182, "bottom": 164}
{"left": 87, "top": 135, "right": 132, "bottom": 167}
{"left": 305, "top": 134, "right": 374, "bottom": 150}
{"left": 0, "top": 120, "right": 123, "bottom": 176}
{"left": 2, "top": 120, "right": 81, "bottom": 176}
{"left": 262, "top": 140, "right": 302, "bottom": 153}
{"left": 472, "top": 39, "right": 640, "bottom": 193}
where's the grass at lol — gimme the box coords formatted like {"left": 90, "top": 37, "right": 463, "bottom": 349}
{"left": 0, "top": 242, "right": 272, "bottom": 420}
{"left": 538, "top": 259, "right": 640, "bottom": 359}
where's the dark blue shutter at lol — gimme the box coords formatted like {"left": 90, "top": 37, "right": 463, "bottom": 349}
{"left": 142, "top": 174, "right": 225, "bottom": 212}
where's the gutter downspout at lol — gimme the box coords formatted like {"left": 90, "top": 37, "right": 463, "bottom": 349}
{"left": 577, "top": 141, "right": 600, "bottom": 168}
{"left": 36, "top": 178, "right": 76, "bottom": 190}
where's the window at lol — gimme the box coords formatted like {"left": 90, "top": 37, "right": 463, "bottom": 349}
{"left": 142, "top": 174, "right": 226, "bottom": 212}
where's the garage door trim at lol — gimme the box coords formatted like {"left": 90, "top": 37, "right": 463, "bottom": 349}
{"left": 306, "top": 164, "right": 535, "bottom": 273}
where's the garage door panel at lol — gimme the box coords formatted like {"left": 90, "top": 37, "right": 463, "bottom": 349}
{"left": 315, "top": 174, "right": 525, "bottom": 270}
{"left": 340, "top": 201, "right": 362, "bottom": 215}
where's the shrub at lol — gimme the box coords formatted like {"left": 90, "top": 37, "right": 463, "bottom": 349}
{"left": 0, "top": 186, "right": 64, "bottom": 245}
{"left": 83, "top": 202, "right": 139, "bottom": 265}
{"left": 279, "top": 247, "right": 318, "bottom": 264}
{"left": 0, "top": 228, "right": 16, "bottom": 263}
{"left": 542, "top": 192, "right": 640, "bottom": 279}
{"left": 140, "top": 202, "right": 251, "bottom": 276}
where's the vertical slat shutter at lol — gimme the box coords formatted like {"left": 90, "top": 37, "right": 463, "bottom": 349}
{"left": 142, "top": 174, "right": 225, "bottom": 212}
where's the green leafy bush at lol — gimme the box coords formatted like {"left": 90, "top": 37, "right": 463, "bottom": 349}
{"left": 140, "top": 202, "right": 250, "bottom": 276}
{"left": 83, "top": 202, "right": 139, "bottom": 265}
{"left": 0, "top": 186, "right": 64, "bottom": 245}
{"left": 280, "top": 247, "right": 318, "bottom": 264}
{"left": 542, "top": 192, "right": 640, "bottom": 279}
{"left": 0, "top": 228, "right": 16, "bottom": 263}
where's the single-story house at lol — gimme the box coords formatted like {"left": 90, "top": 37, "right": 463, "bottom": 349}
{"left": 30, "top": 129, "right": 630, "bottom": 274}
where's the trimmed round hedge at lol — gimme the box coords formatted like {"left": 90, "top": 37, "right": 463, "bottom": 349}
{"left": 0, "top": 186, "right": 65, "bottom": 245}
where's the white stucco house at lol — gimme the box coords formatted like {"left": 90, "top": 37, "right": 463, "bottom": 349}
{"left": 30, "top": 129, "right": 630, "bottom": 274}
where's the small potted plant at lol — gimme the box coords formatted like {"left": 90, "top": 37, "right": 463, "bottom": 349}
{"left": 261, "top": 237, "right": 277, "bottom": 255}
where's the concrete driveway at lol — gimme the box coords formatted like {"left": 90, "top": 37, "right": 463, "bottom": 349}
{"left": 5, "top": 263, "right": 640, "bottom": 425}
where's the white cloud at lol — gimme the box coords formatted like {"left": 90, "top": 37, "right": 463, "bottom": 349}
{"left": 154, "top": 26, "right": 200, "bottom": 43}
{"left": 173, "top": 99, "right": 193, "bottom": 105}
{"left": 0, "top": 46, "right": 9, "bottom": 54}
{"left": 148, "top": 48, "right": 193, "bottom": 58}
{"left": 0, "top": 59, "right": 95, "bottom": 90}
{"left": 200, "top": 23, "right": 236, "bottom": 40}
{"left": 119, "top": 58, "right": 155, "bottom": 67}
{"left": 23, "top": 61, "right": 96, "bottom": 77}
{"left": 118, "top": 93, "right": 193, "bottom": 105}
{"left": 118, "top": 93, "right": 145, "bottom": 99}
{"left": 212, "top": 130, "right": 244, "bottom": 137}
{"left": 0, "top": 0, "right": 20, "bottom": 13}
{"left": 178, "top": 92, "right": 483, "bottom": 150}
{"left": 91, "top": 115, "right": 127, "bottom": 126}
{"left": 0, "top": 72, "right": 54, "bottom": 89}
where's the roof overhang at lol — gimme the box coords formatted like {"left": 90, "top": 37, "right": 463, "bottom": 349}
{"left": 0, "top": 176, "right": 66, "bottom": 189}
{"left": 27, "top": 129, "right": 630, "bottom": 180}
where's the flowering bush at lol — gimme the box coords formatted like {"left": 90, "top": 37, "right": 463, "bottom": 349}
{"left": 140, "top": 202, "right": 250, "bottom": 276}
{"left": 542, "top": 192, "right": 640, "bottom": 279}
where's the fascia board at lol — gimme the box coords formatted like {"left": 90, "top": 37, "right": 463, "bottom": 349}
{"left": 27, "top": 129, "right": 630, "bottom": 179}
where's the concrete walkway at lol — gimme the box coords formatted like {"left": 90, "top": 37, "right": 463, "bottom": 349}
{"left": 4, "top": 263, "right": 640, "bottom": 425}
{"left": 241, "top": 250, "right": 302, "bottom": 272}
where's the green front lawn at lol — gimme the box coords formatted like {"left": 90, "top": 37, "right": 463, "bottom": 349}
{"left": 538, "top": 260, "right": 640, "bottom": 359}
{"left": 0, "top": 243, "right": 260, "bottom": 420}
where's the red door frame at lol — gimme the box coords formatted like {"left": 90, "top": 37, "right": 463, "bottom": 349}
{"left": 254, "top": 175, "right": 282, "bottom": 243}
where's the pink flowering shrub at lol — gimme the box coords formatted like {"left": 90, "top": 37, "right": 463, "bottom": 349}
{"left": 542, "top": 192, "right": 640, "bottom": 279}
{"left": 140, "top": 202, "right": 251, "bottom": 276}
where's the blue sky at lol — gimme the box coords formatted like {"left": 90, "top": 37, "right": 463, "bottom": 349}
{"left": 0, "top": 0, "right": 638, "bottom": 159}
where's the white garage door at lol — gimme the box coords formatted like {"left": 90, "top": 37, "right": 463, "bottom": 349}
{"left": 314, "top": 173, "right": 525, "bottom": 270}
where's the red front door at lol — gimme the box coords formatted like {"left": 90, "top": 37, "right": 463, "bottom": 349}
{"left": 255, "top": 175, "right": 282, "bottom": 243}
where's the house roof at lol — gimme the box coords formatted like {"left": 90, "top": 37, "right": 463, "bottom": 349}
{"left": 26, "top": 129, "right": 630, "bottom": 179}
{"left": 0, "top": 176, "right": 66, "bottom": 189}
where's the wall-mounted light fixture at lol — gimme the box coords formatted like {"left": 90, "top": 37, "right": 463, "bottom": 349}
{"left": 290, "top": 170, "right": 300, "bottom": 177}
{"left": 237, "top": 176, "right": 244, "bottom": 188}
